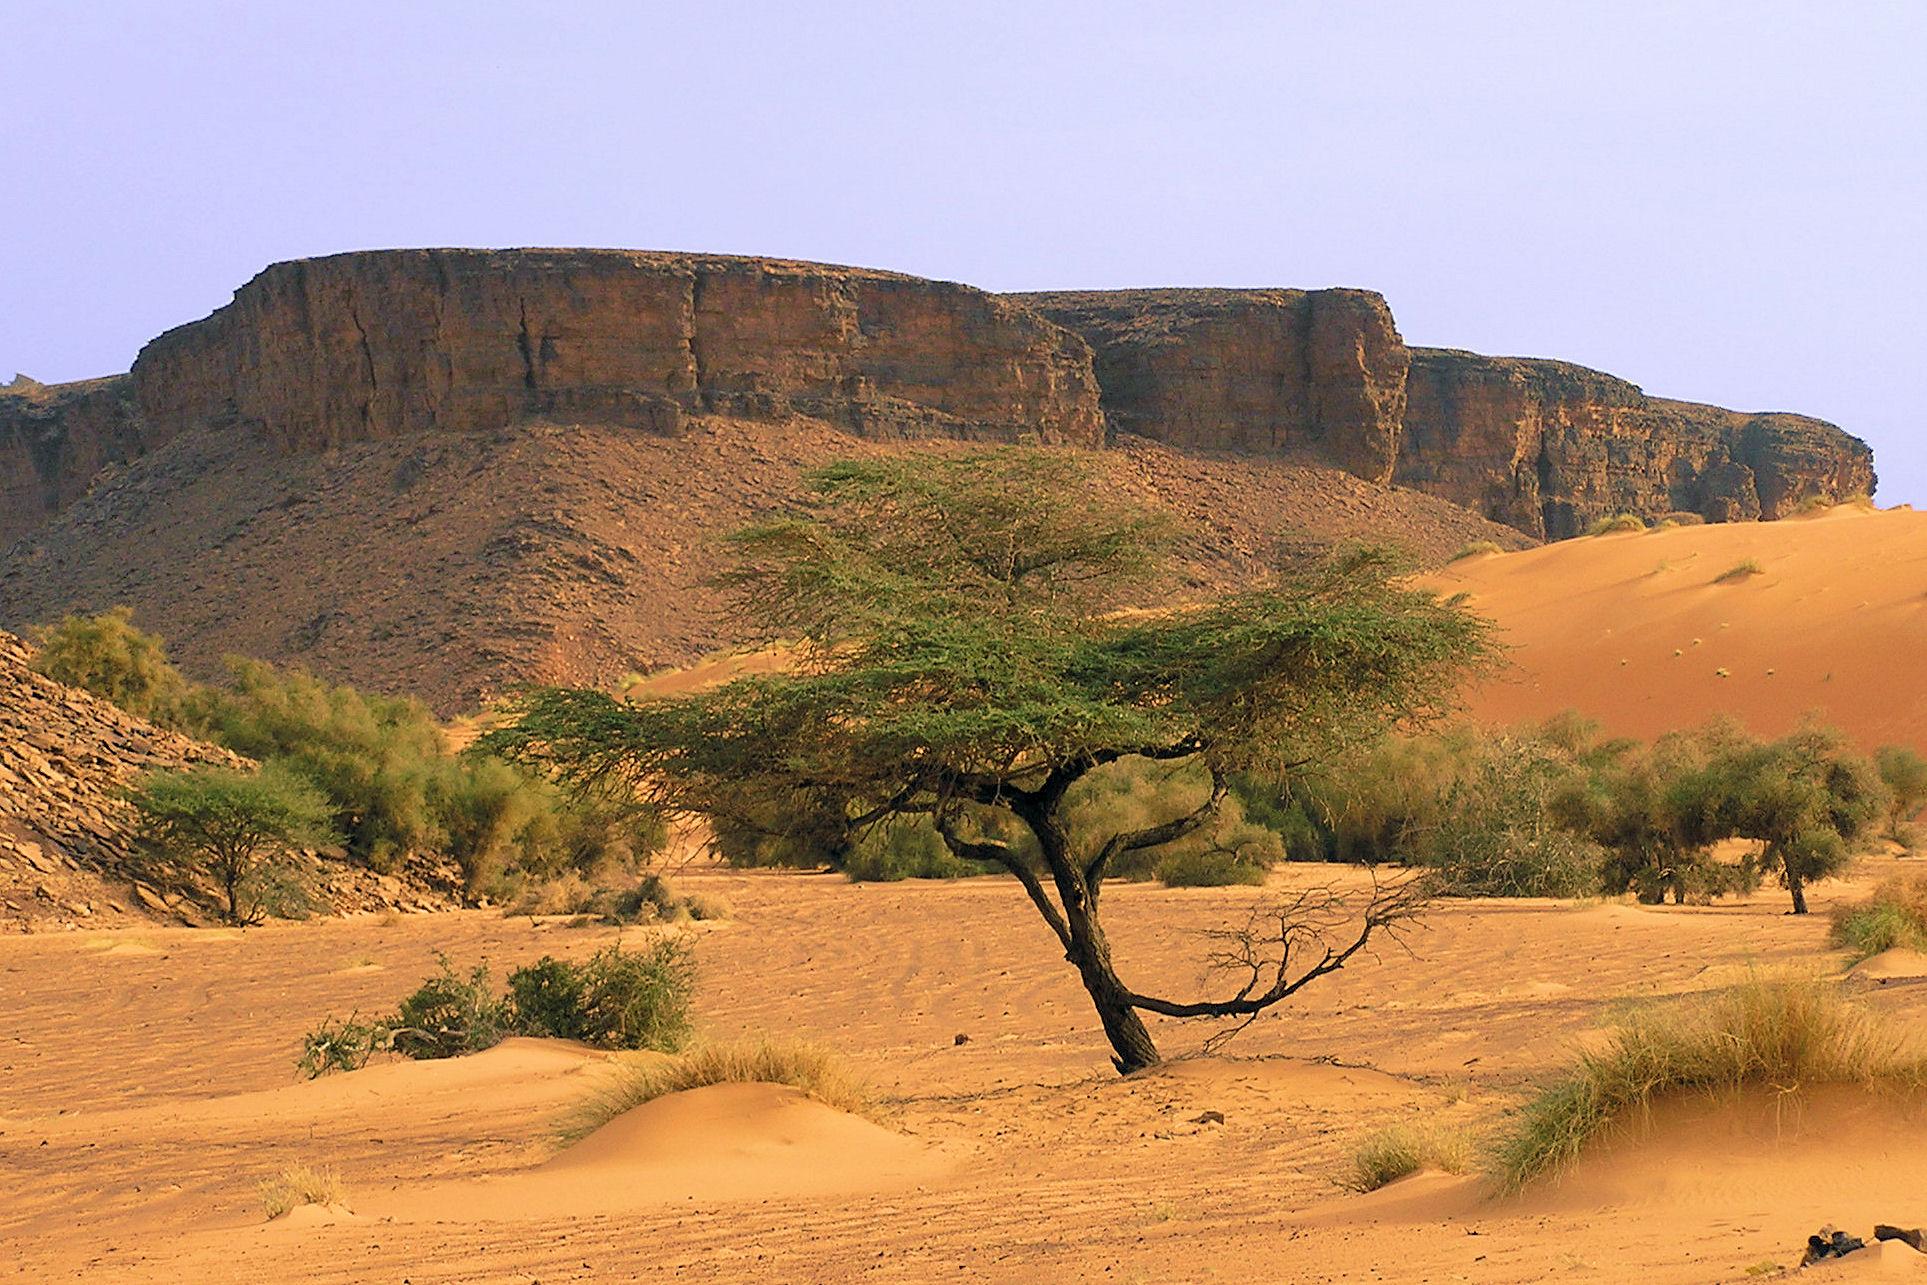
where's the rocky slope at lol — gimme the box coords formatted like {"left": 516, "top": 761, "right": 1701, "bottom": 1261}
{"left": 0, "top": 631, "right": 460, "bottom": 931}
{"left": 0, "top": 418, "right": 1528, "bottom": 714}
{"left": 0, "top": 375, "right": 146, "bottom": 546}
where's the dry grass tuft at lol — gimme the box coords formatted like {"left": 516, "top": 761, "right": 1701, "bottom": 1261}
{"left": 1714, "top": 559, "right": 1765, "bottom": 584}
{"left": 1490, "top": 977, "right": 1927, "bottom": 1191}
{"left": 1585, "top": 513, "right": 1648, "bottom": 536}
{"left": 1345, "top": 1123, "right": 1475, "bottom": 1191}
{"left": 1832, "top": 870, "right": 1927, "bottom": 961}
{"left": 562, "top": 1037, "right": 876, "bottom": 1142}
{"left": 1448, "top": 540, "right": 1505, "bottom": 563}
{"left": 259, "top": 1163, "right": 345, "bottom": 1219}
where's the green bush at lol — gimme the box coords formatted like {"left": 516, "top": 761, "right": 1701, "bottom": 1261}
{"left": 1875, "top": 745, "right": 1927, "bottom": 840}
{"left": 31, "top": 606, "right": 197, "bottom": 729}
{"left": 391, "top": 958, "right": 509, "bottom": 1059}
{"left": 1424, "top": 739, "right": 1603, "bottom": 897}
{"left": 127, "top": 762, "right": 340, "bottom": 923}
{"left": 302, "top": 939, "right": 696, "bottom": 1076}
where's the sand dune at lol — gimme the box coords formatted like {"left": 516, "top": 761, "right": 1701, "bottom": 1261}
{"left": 6, "top": 861, "right": 1924, "bottom": 1282}
{"left": 1429, "top": 506, "right": 1927, "bottom": 747}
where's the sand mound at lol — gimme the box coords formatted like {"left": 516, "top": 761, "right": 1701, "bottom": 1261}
{"left": 1850, "top": 948, "right": 1927, "bottom": 981}
{"left": 376, "top": 1081, "right": 949, "bottom": 1220}
{"left": 1426, "top": 506, "right": 1927, "bottom": 746}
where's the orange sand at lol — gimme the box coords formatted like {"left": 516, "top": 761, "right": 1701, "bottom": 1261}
{"left": 1428, "top": 506, "right": 1927, "bottom": 748}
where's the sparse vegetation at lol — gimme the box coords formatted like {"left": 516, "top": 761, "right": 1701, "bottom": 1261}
{"left": 299, "top": 938, "right": 695, "bottom": 1076}
{"left": 127, "top": 763, "right": 339, "bottom": 923}
{"left": 1490, "top": 978, "right": 1927, "bottom": 1190}
{"left": 1714, "top": 559, "right": 1764, "bottom": 584}
{"left": 1345, "top": 1123, "right": 1474, "bottom": 1191}
{"left": 562, "top": 1037, "right": 874, "bottom": 1142}
{"left": 1874, "top": 745, "right": 1927, "bottom": 841}
{"left": 1584, "top": 513, "right": 1647, "bottom": 536}
{"left": 1830, "top": 870, "right": 1927, "bottom": 961}
{"left": 1448, "top": 540, "right": 1504, "bottom": 562}
{"left": 259, "top": 1163, "right": 345, "bottom": 1219}
{"left": 29, "top": 606, "right": 197, "bottom": 730}
{"left": 486, "top": 452, "right": 1489, "bottom": 1073}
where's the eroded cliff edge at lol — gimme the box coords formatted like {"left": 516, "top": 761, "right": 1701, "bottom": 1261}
{"left": 1, "top": 250, "right": 1875, "bottom": 548}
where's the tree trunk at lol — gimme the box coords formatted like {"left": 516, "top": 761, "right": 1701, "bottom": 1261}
{"left": 1788, "top": 870, "right": 1809, "bottom": 915}
{"left": 1018, "top": 798, "right": 1163, "bottom": 1074}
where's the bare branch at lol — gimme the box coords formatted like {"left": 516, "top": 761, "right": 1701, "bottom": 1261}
{"left": 1124, "top": 873, "right": 1429, "bottom": 1022}
{"left": 1085, "top": 765, "right": 1228, "bottom": 888}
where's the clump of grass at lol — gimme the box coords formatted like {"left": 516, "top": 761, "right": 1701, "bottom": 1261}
{"left": 1448, "top": 540, "right": 1505, "bottom": 563}
{"left": 259, "top": 1163, "right": 344, "bottom": 1219}
{"left": 563, "top": 1037, "right": 874, "bottom": 1141}
{"left": 1831, "top": 871, "right": 1927, "bottom": 961}
{"left": 1714, "top": 559, "right": 1764, "bottom": 584}
{"left": 1490, "top": 978, "right": 1927, "bottom": 1191}
{"left": 1585, "top": 513, "right": 1648, "bottom": 536}
{"left": 1344, "top": 1123, "right": 1475, "bottom": 1191}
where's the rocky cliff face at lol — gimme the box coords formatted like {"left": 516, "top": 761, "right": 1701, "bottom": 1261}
{"left": 131, "top": 249, "right": 1104, "bottom": 451}
{"left": 0, "top": 375, "right": 146, "bottom": 547}
{"left": 1397, "top": 349, "right": 1877, "bottom": 538}
{"left": 1017, "top": 288, "right": 1408, "bottom": 483}
{"left": 0, "top": 250, "right": 1877, "bottom": 551}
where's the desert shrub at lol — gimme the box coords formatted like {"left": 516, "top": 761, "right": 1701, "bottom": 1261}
{"left": 1345, "top": 1123, "right": 1474, "bottom": 1191}
{"left": 1830, "top": 870, "right": 1927, "bottom": 961}
{"left": 506, "top": 956, "right": 589, "bottom": 1040}
{"left": 1584, "top": 513, "right": 1647, "bottom": 536}
{"left": 1489, "top": 978, "right": 1927, "bottom": 1190}
{"left": 1424, "top": 739, "right": 1603, "bottom": 897}
{"left": 1714, "top": 559, "right": 1764, "bottom": 584}
{"left": 1447, "top": 540, "right": 1504, "bottom": 562}
{"left": 127, "top": 762, "right": 339, "bottom": 923}
{"left": 709, "top": 786, "right": 855, "bottom": 869}
{"left": 29, "top": 606, "right": 197, "bottom": 730}
{"left": 297, "top": 1013, "right": 393, "bottom": 1078}
{"left": 570, "top": 938, "right": 697, "bottom": 1051}
{"left": 259, "top": 1163, "right": 344, "bottom": 1219}
{"left": 1713, "top": 725, "right": 1888, "bottom": 914}
{"left": 841, "top": 814, "right": 1002, "bottom": 881}
{"left": 564, "top": 1036, "right": 872, "bottom": 1141}
{"left": 390, "top": 958, "right": 510, "bottom": 1060}
{"left": 1874, "top": 745, "right": 1927, "bottom": 840}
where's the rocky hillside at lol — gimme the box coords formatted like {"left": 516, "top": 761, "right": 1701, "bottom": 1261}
{"left": 0, "top": 247, "right": 1874, "bottom": 708}
{"left": 0, "top": 630, "right": 457, "bottom": 931}
{"left": 0, "top": 418, "right": 1528, "bottom": 714}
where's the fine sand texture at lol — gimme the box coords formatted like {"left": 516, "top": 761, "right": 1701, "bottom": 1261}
{"left": 4, "top": 859, "right": 1925, "bottom": 1283}
{"left": 1428, "top": 505, "right": 1927, "bottom": 747}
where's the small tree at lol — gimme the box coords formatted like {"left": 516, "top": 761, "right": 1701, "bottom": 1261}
{"left": 1718, "top": 727, "right": 1887, "bottom": 915}
{"left": 30, "top": 606, "right": 196, "bottom": 729}
{"left": 1874, "top": 745, "right": 1927, "bottom": 841}
{"left": 128, "top": 763, "right": 339, "bottom": 923}
{"left": 485, "top": 452, "right": 1493, "bottom": 1073}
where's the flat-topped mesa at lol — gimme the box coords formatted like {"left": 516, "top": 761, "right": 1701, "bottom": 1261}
{"left": 130, "top": 249, "right": 1106, "bottom": 452}
{"left": 1014, "top": 288, "right": 1408, "bottom": 483}
{"left": 1398, "top": 348, "right": 1877, "bottom": 539}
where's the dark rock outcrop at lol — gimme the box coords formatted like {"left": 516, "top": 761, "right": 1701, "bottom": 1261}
{"left": 1397, "top": 348, "right": 1876, "bottom": 538}
{"left": 1016, "top": 288, "right": 1408, "bottom": 483}
{"left": 0, "top": 375, "right": 145, "bottom": 547}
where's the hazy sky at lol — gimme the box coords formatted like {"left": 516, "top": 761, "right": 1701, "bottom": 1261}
{"left": 5, "top": 2, "right": 1922, "bottom": 503}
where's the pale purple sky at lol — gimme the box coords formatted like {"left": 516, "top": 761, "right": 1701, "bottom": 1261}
{"left": 5, "top": 2, "right": 1922, "bottom": 503}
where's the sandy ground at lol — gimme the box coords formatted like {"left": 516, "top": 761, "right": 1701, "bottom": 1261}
{"left": 5, "top": 859, "right": 1925, "bottom": 1284}
{"left": 1429, "top": 505, "right": 1927, "bottom": 748}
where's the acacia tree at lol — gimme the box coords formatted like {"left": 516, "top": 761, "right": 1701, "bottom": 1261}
{"left": 1720, "top": 726, "right": 1887, "bottom": 915}
{"left": 483, "top": 452, "right": 1493, "bottom": 1073}
{"left": 129, "top": 763, "right": 339, "bottom": 923}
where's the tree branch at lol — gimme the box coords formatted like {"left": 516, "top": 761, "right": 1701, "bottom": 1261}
{"left": 1084, "top": 765, "right": 1229, "bottom": 888}
{"left": 934, "top": 812, "right": 1073, "bottom": 951}
{"left": 1123, "top": 875, "right": 1428, "bottom": 1022}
